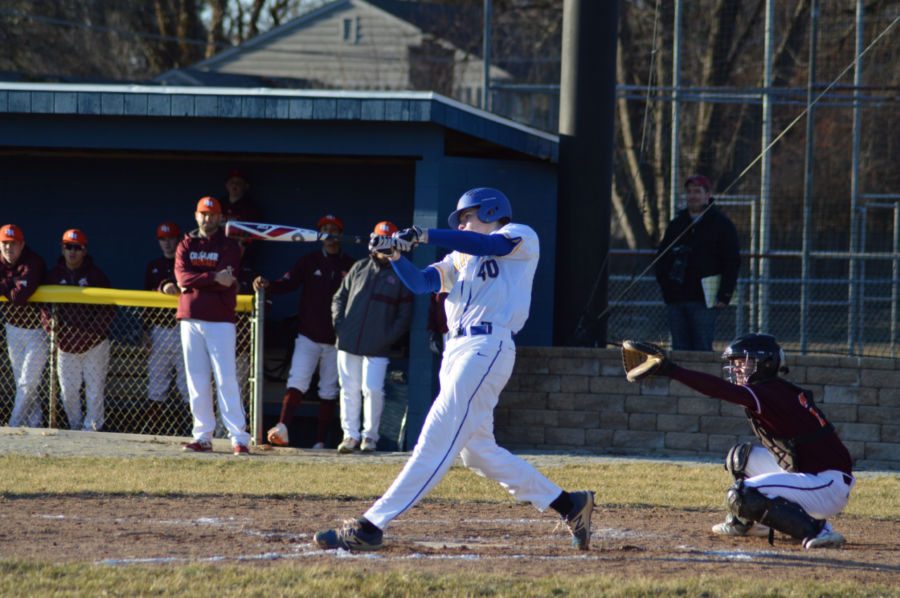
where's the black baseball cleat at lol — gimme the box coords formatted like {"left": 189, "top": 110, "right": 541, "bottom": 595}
{"left": 314, "top": 519, "right": 383, "bottom": 552}
{"left": 562, "top": 490, "right": 594, "bottom": 550}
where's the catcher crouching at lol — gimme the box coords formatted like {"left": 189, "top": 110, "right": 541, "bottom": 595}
{"left": 622, "top": 334, "right": 853, "bottom": 549}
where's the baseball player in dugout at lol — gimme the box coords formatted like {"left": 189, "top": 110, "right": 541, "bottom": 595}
{"left": 331, "top": 221, "right": 413, "bottom": 454}
{"left": 655, "top": 174, "right": 741, "bottom": 351}
{"left": 314, "top": 189, "right": 594, "bottom": 552}
{"left": 164, "top": 197, "right": 251, "bottom": 455}
{"left": 218, "top": 169, "right": 262, "bottom": 224}
{"left": 143, "top": 222, "right": 189, "bottom": 434}
{"left": 254, "top": 215, "right": 355, "bottom": 449}
{"left": 0, "top": 225, "right": 48, "bottom": 427}
{"left": 622, "top": 334, "right": 853, "bottom": 549}
{"left": 42, "top": 229, "right": 115, "bottom": 432}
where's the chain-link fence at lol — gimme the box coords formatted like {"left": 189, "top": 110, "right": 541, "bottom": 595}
{"left": 0, "top": 286, "right": 261, "bottom": 439}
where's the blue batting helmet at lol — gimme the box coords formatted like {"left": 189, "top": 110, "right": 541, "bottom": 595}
{"left": 448, "top": 188, "right": 513, "bottom": 229}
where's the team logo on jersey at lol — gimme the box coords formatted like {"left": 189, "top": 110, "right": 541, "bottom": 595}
{"left": 20, "top": 280, "right": 27, "bottom": 287}
{"left": 189, "top": 251, "right": 219, "bottom": 268}
{"left": 78, "top": 278, "right": 88, "bottom": 287}
{"left": 314, "top": 270, "right": 322, "bottom": 276}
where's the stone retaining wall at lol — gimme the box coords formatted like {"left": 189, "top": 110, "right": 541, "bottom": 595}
{"left": 495, "top": 347, "right": 900, "bottom": 470}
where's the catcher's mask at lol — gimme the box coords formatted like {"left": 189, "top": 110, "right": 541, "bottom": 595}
{"left": 722, "top": 333, "right": 787, "bottom": 384}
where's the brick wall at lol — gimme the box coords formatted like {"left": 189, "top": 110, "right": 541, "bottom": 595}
{"left": 495, "top": 347, "right": 900, "bottom": 470}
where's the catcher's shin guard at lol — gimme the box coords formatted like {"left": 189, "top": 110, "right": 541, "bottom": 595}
{"left": 725, "top": 443, "right": 753, "bottom": 480}
{"left": 726, "top": 481, "right": 824, "bottom": 541}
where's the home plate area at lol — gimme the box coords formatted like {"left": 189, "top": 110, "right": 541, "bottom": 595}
{"left": 1, "top": 495, "right": 897, "bottom": 582}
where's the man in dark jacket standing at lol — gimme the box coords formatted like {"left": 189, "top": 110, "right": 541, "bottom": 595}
{"left": 332, "top": 221, "right": 413, "bottom": 453}
{"left": 43, "top": 229, "right": 114, "bottom": 431}
{"left": 255, "top": 215, "right": 355, "bottom": 449}
{"left": 164, "top": 197, "right": 250, "bottom": 455}
{"left": 1, "top": 225, "right": 47, "bottom": 427}
{"left": 655, "top": 175, "right": 741, "bottom": 351}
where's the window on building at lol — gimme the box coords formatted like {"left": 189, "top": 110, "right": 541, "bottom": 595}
{"left": 342, "top": 17, "right": 359, "bottom": 43}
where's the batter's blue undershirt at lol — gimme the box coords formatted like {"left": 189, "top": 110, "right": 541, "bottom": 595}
{"left": 391, "top": 228, "right": 517, "bottom": 295}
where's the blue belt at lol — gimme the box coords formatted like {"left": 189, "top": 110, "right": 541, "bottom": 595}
{"left": 448, "top": 323, "right": 493, "bottom": 339}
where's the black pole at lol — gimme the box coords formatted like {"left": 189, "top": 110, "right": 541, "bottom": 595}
{"left": 801, "top": 0, "right": 819, "bottom": 354}
{"left": 553, "top": 0, "right": 619, "bottom": 346}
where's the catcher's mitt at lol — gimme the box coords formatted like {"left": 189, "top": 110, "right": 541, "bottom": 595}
{"left": 622, "top": 340, "right": 672, "bottom": 382}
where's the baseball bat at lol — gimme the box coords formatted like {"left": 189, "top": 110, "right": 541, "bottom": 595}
{"left": 225, "top": 221, "right": 368, "bottom": 244}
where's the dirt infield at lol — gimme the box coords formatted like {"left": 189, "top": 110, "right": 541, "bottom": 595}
{"left": 2, "top": 494, "right": 898, "bottom": 584}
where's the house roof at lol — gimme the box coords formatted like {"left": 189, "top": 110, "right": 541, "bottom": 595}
{"left": 0, "top": 82, "right": 558, "bottom": 162}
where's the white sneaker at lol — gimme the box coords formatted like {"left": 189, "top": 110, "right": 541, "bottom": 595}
{"left": 804, "top": 529, "right": 845, "bottom": 549}
{"left": 337, "top": 437, "right": 359, "bottom": 453}
{"left": 360, "top": 437, "right": 377, "bottom": 452}
{"left": 312, "top": 442, "right": 325, "bottom": 450}
{"left": 267, "top": 423, "right": 289, "bottom": 446}
{"left": 712, "top": 520, "right": 770, "bottom": 537}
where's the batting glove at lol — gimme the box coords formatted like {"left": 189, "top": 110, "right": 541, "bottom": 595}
{"left": 368, "top": 233, "right": 396, "bottom": 257}
{"left": 393, "top": 226, "right": 427, "bottom": 252}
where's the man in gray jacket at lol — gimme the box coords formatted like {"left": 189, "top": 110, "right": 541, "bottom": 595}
{"left": 332, "top": 222, "right": 414, "bottom": 453}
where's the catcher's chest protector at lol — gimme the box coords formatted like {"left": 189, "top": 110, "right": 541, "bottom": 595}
{"left": 744, "top": 380, "right": 835, "bottom": 472}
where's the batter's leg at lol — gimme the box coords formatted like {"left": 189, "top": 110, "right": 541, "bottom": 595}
{"left": 337, "top": 350, "right": 364, "bottom": 442}
{"left": 361, "top": 356, "right": 389, "bottom": 443}
{"left": 82, "top": 340, "right": 110, "bottom": 432}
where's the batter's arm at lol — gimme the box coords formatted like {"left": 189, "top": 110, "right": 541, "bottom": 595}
{"left": 390, "top": 255, "right": 442, "bottom": 295}
{"left": 426, "top": 229, "right": 516, "bottom": 257}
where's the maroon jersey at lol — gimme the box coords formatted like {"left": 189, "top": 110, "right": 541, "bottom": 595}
{"left": 174, "top": 228, "right": 241, "bottom": 324}
{"left": 143, "top": 256, "right": 177, "bottom": 329}
{"left": 427, "top": 292, "right": 449, "bottom": 335}
{"left": 218, "top": 194, "right": 262, "bottom": 224}
{"left": 0, "top": 244, "right": 46, "bottom": 329}
{"left": 670, "top": 366, "right": 853, "bottom": 475}
{"left": 266, "top": 249, "right": 355, "bottom": 345}
{"left": 42, "top": 255, "right": 115, "bottom": 354}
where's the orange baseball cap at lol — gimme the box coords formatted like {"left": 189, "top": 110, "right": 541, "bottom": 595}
{"left": 196, "top": 197, "right": 221, "bottom": 214}
{"left": 0, "top": 224, "right": 23, "bottom": 243}
{"left": 61, "top": 229, "right": 88, "bottom": 246}
{"left": 156, "top": 222, "right": 182, "bottom": 239}
{"left": 374, "top": 221, "right": 398, "bottom": 236}
{"left": 318, "top": 215, "right": 344, "bottom": 231}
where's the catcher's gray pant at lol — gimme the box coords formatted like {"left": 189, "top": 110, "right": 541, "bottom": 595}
{"left": 147, "top": 326, "right": 188, "bottom": 403}
{"left": 6, "top": 324, "right": 49, "bottom": 428}
{"left": 58, "top": 340, "right": 110, "bottom": 432}
{"left": 180, "top": 319, "right": 249, "bottom": 447}
{"left": 363, "top": 335, "right": 561, "bottom": 530}
{"left": 743, "top": 446, "right": 854, "bottom": 529}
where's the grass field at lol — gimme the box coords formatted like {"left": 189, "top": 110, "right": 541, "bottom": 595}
{"left": 1, "top": 456, "right": 898, "bottom": 597}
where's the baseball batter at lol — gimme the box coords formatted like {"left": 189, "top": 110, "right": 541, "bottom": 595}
{"left": 314, "top": 188, "right": 594, "bottom": 551}
{"left": 166, "top": 197, "right": 250, "bottom": 455}
{"left": 255, "top": 215, "right": 354, "bottom": 449}
{"left": 0, "top": 225, "right": 48, "bottom": 428}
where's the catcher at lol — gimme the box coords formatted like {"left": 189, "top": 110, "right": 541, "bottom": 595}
{"left": 622, "top": 334, "right": 853, "bottom": 549}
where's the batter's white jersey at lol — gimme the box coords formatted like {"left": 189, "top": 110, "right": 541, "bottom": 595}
{"left": 431, "top": 223, "right": 538, "bottom": 334}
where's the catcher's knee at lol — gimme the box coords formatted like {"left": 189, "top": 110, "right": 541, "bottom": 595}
{"left": 725, "top": 443, "right": 754, "bottom": 480}
{"left": 726, "top": 481, "right": 824, "bottom": 541}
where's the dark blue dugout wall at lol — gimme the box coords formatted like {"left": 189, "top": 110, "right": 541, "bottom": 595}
{"left": 1, "top": 152, "right": 414, "bottom": 322}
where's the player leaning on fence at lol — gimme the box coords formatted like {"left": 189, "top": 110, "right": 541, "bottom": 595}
{"left": 0, "top": 224, "right": 48, "bottom": 428}
{"left": 164, "top": 197, "right": 250, "bottom": 456}
{"left": 42, "top": 229, "right": 115, "bottom": 432}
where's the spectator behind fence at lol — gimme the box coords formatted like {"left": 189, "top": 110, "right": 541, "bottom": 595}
{"left": 219, "top": 169, "right": 262, "bottom": 265}
{"left": 143, "top": 222, "right": 188, "bottom": 433}
{"left": 166, "top": 197, "right": 250, "bottom": 455}
{"left": 42, "top": 229, "right": 114, "bottom": 432}
{"left": 426, "top": 292, "right": 449, "bottom": 356}
{"left": 256, "top": 214, "right": 356, "bottom": 449}
{"left": 332, "top": 221, "right": 413, "bottom": 453}
{"left": 1, "top": 224, "right": 48, "bottom": 428}
{"left": 655, "top": 174, "right": 741, "bottom": 351}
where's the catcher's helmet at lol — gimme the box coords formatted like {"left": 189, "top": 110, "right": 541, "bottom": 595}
{"left": 448, "top": 188, "right": 512, "bottom": 229}
{"left": 722, "top": 333, "right": 787, "bottom": 384}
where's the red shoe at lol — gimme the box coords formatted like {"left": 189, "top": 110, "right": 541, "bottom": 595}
{"left": 183, "top": 440, "right": 212, "bottom": 453}
{"left": 234, "top": 444, "right": 250, "bottom": 456}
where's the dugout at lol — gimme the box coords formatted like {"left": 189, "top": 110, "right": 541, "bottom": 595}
{"left": 0, "top": 82, "right": 559, "bottom": 447}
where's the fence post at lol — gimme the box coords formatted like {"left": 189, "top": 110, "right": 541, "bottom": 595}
{"left": 848, "top": 0, "right": 865, "bottom": 356}
{"left": 47, "top": 303, "right": 58, "bottom": 429}
{"left": 251, "top": 288, "right": 265, "bottom": 445}
{"left": 669, "top": 0, "right": 683, "bottom": 221}
{"left": 801, "top": 0, "right": 819, "bottom": 355}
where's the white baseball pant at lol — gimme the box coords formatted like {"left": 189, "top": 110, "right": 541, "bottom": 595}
{"left": 364, "top": 335, "right": 562, "bottom": 530}
{"left": 58, "top": 340, "right": 110, "bottom": 432}
{"left": 215, "top": 352, "right": 251, "bottom": 439}
{"left": 147, "top": 326, "right": 188, "bottom": 403}
{"left": 180, "top": 319, "right": 250, "bottom": 447}
{"left": 6, "top": 324, "right": 49, "bottom": 428}
{"left": 337, "top": 351, "right": 389, "bottom": 443}
{"left": 287, "top": 334, "right": 339, "bottom": 399}
{"left": 743, "top": 446, "right": 854, "bottom": 527}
